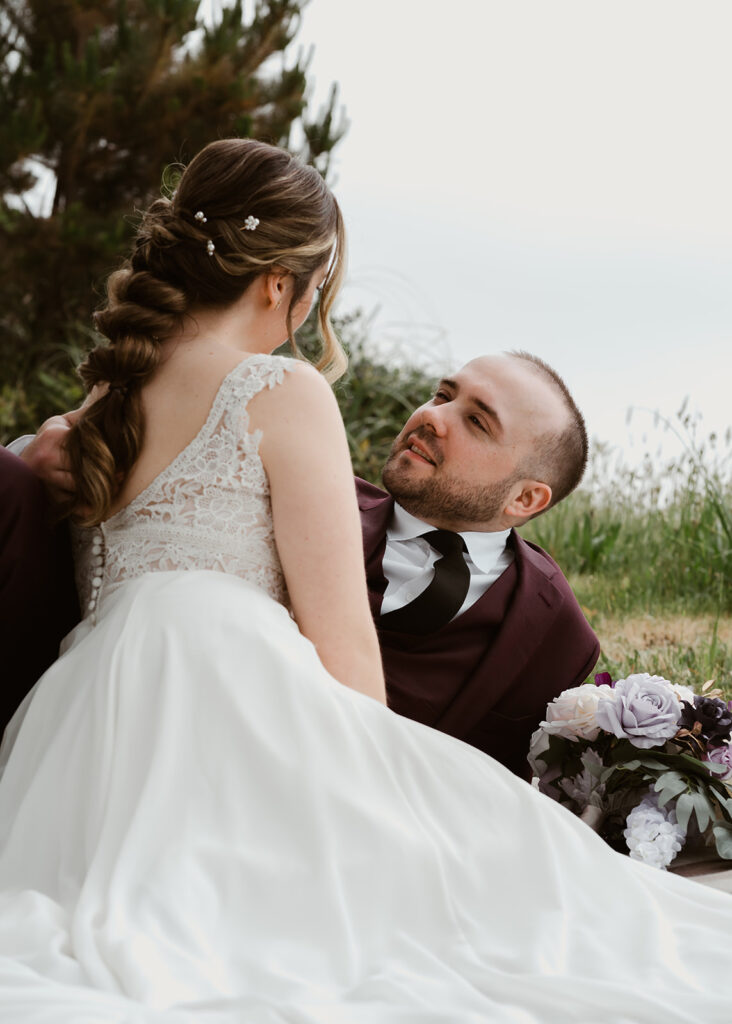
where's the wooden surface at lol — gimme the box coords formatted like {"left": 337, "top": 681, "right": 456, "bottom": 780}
{"left": 669, "top": 849, "right": 732, "bottom": 894}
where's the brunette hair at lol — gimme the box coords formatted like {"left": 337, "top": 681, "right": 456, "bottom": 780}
{"left": 66, "top": 138, "right": 346, "bottom": 526}
{"left": 509, "top": 350, "right": 589, "bottom": 511}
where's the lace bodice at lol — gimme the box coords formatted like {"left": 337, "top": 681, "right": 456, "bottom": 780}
{"left": 72, "top": 354, "right": 295, "bottom": 621}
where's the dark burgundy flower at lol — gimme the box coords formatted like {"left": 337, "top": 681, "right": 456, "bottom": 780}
{"left": 594, "top": 672, "right": 613, "bottom": 688}
{"left": 679, "top": 696, "right": 732, "bottom": 746}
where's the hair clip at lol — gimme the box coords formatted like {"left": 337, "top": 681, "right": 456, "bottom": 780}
{"left": 195, "top": 210, "right": 207, "bottom": 223}
{"left": 206, "top": 240, "right": 215, "bottom": 256}
{"left": 242, "top": 215, "right": 259, "bottom": 231}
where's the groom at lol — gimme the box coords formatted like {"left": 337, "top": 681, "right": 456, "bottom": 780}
{"left": 5, "top": 350, "right": 598, "bottom": 776}
{"left": 357, "top": 351, "right": 598, "bottom": 777}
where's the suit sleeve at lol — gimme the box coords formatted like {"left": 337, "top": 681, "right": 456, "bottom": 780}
{"left": 0, "top": 448, "right": 79, "bottom": 737}
{"left": 461, "top": 596, "right": 600, "bottom": 781}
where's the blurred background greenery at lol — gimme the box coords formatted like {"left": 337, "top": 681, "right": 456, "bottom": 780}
{"left": 1, "top": 0, "right": 729, "bottom": 692}
{"left": 0, "top": 0, "right": 344, "bottom": 439}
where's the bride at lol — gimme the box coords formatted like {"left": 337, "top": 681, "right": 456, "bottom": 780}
{"left": 0, "top": 138, "right": 731, "bottom": 1024}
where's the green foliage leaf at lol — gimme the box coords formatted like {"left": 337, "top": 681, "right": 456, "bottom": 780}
{"left": 689, "top": 790, "right": 713, "bottom": 833}
{"left": 653, "top": 773, "right": 689, "bottom": 806}
{"left": 0, "top": 0, "right": 345, "bottom": 439}
{"left": 712, "top": 822, "right": 732, "bottom": 859}
{"left": 674, "top": 792, "right": 695, "bottom": 832}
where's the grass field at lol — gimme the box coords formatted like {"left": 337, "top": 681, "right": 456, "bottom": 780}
{"left": 581, "top": 609, "right": 732, "bottom": 698}
{"left": 520, "top": 422, "right": 732, "bottom": 698}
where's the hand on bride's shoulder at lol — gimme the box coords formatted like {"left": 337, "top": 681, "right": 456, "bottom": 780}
{"left": 19, "top": 409, "right": 83, "bottom": 503}
{"left": 251, "top": 360, "right": 386, "bottom": 705}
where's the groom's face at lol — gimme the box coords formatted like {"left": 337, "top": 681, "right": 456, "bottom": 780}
{"left": 382, "top": 355, "right": 568, "bottom": 532}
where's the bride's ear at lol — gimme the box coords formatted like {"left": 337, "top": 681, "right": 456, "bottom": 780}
{"left": 262, "top": 269, "right": 290, "bottom": 311}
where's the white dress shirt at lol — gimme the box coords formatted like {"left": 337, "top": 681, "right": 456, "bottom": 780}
{"left": 380, "top": 503, "right": 514, "bottom": 620}
{"left": 5, "top": 436, "right": 33, "bottom": 456}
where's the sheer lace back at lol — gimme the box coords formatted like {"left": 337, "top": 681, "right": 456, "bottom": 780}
{"left": 73, "top": 354, "right": 295, "bottom": 620}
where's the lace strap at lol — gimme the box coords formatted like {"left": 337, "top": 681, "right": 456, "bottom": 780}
{"left": 222, "top": 353, "right": 296, "bottom": 405}
{"left": 106, "top": 354, "right": 296, "bottom": 523}
{"left": 216, "top": 353, "right": 296, "bottom": 441}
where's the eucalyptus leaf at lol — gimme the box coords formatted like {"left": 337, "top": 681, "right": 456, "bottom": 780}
{"left": 674, "top": 793, "right": 695, "bottom": 833}
{"left": 635, "top": 747, "right": 721, "bottom": 779}
{"left": 632, "top": 758, "right": 671, "bottom": 772}
{"left": 712, "top": 822, "right": 732, "bottom": 859}
{"left": 653, "top": 773, "right": 688, "bottom": 798}
{"left": 690, "top": 790, "right": 712, "bottom": 832}
{"left": 654, "top": 775, "right": 689, "bottom": 806}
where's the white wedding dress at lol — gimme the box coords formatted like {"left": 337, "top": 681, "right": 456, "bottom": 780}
{"left": 0, "top": 353, "right": 731, "bottom": 1023}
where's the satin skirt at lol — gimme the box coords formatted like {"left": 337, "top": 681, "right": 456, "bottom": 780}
{"left": 0, "top": 570, "right": 730, "bottom": 1023}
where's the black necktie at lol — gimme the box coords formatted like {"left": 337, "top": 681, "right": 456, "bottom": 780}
{"left": 379, "top": 530, "right": 470, "bottom": 635}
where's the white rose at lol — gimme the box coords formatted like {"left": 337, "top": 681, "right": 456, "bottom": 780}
{"left": 541, "top": 684, "right": 614, "bottom": 742}
{"left": 669, "top": 683, "right": 696, "bottom": 706}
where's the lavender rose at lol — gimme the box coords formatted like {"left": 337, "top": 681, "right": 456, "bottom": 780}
{"left": 704, "top": 742, "right": 732, "bottom": 781}
{"left": 595, "top": 673, "right": 681, "bottom": 749}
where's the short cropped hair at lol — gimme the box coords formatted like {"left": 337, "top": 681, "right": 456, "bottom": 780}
{"left": 508, "top": 350, "right": 589, "bottom": 511}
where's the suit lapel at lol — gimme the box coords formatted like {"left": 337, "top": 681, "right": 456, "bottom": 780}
{"left": 435, "top": 532, "right": 565, "bottom": 732}
{"left": 355, "top": 478, "right": 394, "bottom": 615}
{"left": 354, "top": 484, "right": 566, "bottom": 726}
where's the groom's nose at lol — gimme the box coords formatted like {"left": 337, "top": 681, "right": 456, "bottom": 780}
{"left": 415, "top": 401, "right": 449, "bottom": 437}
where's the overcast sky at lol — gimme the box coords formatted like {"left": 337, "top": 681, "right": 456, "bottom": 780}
{"left": 285, "top": 0, "right": 731, "bottom": 465}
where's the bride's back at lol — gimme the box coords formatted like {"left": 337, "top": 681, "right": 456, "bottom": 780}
{"left": 109, "top": 341, "right": 253, "bottom": 517}
{"left": 72, "top": 350, "right": 296, "bottom": 620}
{"left": 65, "top": 139, "right": 385, "bottom": 705}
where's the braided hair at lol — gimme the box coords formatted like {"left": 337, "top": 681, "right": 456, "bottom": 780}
{"left": 66, "top": 138, "right": 346, "bottom": 526}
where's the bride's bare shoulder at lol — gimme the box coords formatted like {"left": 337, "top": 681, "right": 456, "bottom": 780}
{"left": 246, "top": 358, "right": 338, "bottom": 425}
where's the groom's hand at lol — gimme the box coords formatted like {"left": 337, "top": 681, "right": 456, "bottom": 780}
{"left": 20, "top": 410, "right": 81, "bottom": 503}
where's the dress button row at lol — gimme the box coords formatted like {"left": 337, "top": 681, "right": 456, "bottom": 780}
{"left": 87, "top": 528, "right": 106, "bottom": 624}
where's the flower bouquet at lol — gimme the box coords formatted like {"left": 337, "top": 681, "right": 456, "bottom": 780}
{"left": 529, "top": 673, "right": 732, "bottom": 870}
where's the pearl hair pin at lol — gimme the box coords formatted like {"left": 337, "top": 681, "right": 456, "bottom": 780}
{"left": 206, "top": 240, "right": 215, "bottom": 256}
{"left": 243, "top": 216, "right": 259, "bottom": 231}
{"left": 194, "top": 210, "right": 207, "bottom": 223}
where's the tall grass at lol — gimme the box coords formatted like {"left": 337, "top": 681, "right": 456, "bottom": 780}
{"left": 522, "top": 424, "right": 732, "bottom": 618}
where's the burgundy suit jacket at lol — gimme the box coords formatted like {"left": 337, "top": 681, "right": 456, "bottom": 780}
{"left": 0, "top": 448, "right": 79, "bottom": 739}
{"left": 357, "top": 478, "right": 600, "bottom": 777}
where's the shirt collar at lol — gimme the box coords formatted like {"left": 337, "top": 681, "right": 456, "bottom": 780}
{"left": 388, "top": 502, "right": 511, "bottom": 572}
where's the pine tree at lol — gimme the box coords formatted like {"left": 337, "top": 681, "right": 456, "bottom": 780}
{"left": 0, "top": 0, "right": 345, "bottom": 438}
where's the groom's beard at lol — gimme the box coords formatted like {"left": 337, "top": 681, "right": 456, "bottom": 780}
{"left": 381, "top": 436, "right": 517, "bottom": 528}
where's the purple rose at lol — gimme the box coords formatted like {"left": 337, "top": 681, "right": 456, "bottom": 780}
{"left": 704, "top": 743, "right": 732, "bottom": 781}
{"left": 595, "top": 674, "right": 681, "bottom": 749}
{"left": 680, "top": 696, "right": 732, "bottom": 746}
